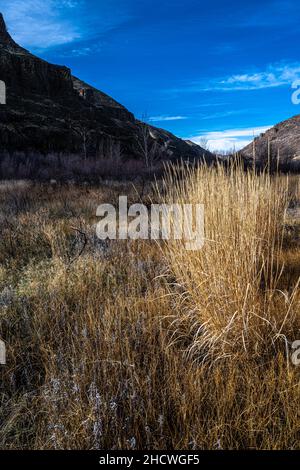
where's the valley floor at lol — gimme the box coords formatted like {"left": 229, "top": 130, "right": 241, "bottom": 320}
{"left": 0, "top": 167, "right": 300, "bottom": 450}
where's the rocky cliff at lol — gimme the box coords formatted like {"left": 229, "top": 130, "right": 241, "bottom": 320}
{"left": 0, "top": 13, "right": 213, "bottom": 166}
{"left": 241, "top": 115, "right": 300, "bottom": 167}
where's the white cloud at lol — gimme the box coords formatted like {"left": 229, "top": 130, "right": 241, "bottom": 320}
{"left": 0, "top": 0, "right": 82, "bottom": 49}
{"left": 68, "top": 47, "right": 92, "bottom": 57}
{"left": 0, "top": 0, "right": 132, "bottom": 51}
{"left": 60, "top": 42, "right": 103, "bottom": 58}
{"left": 190, "top": 126, "right": 272, "bottom": 152}
{"left": 149, "top": 115, "right": 188, "bottom": 122}
{"left": 199, "top": 110, "right": 248, "bottom": 120}
{"left": 168, "top": 62, "right": 300, "bottom": 94}
{"left": 210, "top": 63, "right": 300, "bottom": 91}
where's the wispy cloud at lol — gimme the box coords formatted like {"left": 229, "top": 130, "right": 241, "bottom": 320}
{"left": 168, "top": 62, "right": 300, "bottom": 94}
{"left": 189, "top": 126, "right": 272, "bottom": 152}
{"left": 0, "top": 0, "right": 82, "bottom": 49}
{"left": 199, "top": 110, "right": 248, "bottom": 120}
{"left": 59, "top": 42, "right": 104, "bottom": 58}
{"left": 215, "top": 63, "right": 300, "bottom": 91}
{"left": 0, "top": 0, "right": 132, "bottom": 51}
{"left": 149, "top": 115, "right": 188, "bottom": 122}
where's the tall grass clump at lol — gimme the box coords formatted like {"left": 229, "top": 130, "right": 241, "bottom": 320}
{"left": 162, "top": 163, "right": 299, "bottom": 361}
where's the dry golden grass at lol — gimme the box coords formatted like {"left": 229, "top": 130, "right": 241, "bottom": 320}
{"left": 0, "top": 167, "right": 300, "bottom": 450}
{"left": 162, "top": 164, "right": 300, "bottom": 361}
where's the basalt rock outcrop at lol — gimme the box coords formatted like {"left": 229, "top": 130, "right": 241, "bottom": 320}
{"left": 0, "top": 13, "right": 213, "bottom": 166}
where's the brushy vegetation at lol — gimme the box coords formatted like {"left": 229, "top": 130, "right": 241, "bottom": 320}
{"left": 1, "top": 165, "right": 300, "bottom": 450}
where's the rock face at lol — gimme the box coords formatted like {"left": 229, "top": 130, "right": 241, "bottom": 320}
{"left": 241, "top": 115, "right": 300, "bottom": 167}
{"left": 0, "top": 13, "right": 213, "bottom": 165}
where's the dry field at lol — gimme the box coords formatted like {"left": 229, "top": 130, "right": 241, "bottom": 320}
{"left": 0, "top": 164, "right": 300, "bottom": 450}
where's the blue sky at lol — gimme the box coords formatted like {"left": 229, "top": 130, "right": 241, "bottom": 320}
{"left": 1, "top": 0, "right": 300, "bottom": 151}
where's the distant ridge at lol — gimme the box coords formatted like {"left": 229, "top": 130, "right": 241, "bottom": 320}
{"left": 241, "top": 115, "right": 300, "bottom": 166}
